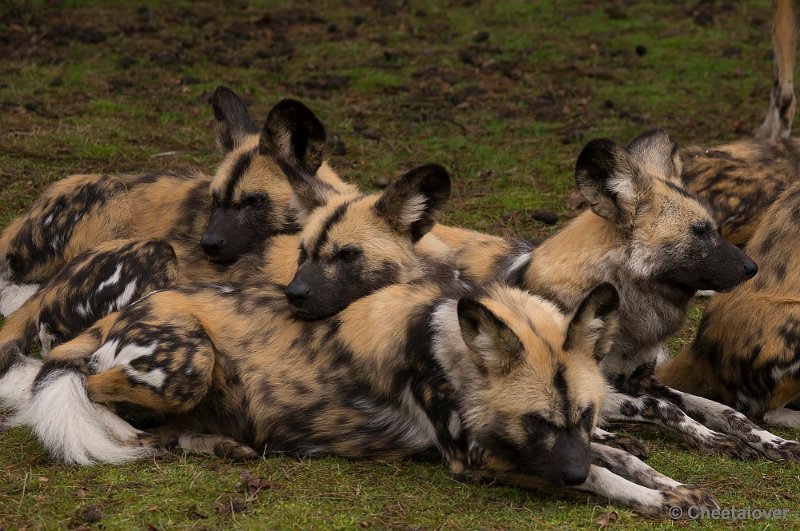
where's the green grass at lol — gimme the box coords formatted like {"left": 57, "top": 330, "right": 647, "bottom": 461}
{"left": 1, "top": 0, "right": 800, "bottom": 528}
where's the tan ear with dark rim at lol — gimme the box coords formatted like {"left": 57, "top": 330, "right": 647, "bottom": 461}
{"left": 373, "top": 164, "right": 451, "bottom": 241}
{"left": 275, "top": 157, "right": 341, "bottom": 216}
{"left": 574, "top": 138, "right": 643, "bottom": 226}
{"left": 211, "top": 86, "right": 259, "bottom": 154}
{"left": 457, "top": 297, "right": 524, "bottom": 376}
{"left": 563, "top": 282, "right": 620, "bottom": 362}
{"left": 259, "top": 99, "right": 326, "bottom": 175}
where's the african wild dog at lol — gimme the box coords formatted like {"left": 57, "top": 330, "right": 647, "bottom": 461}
{"left": 677, "top": 0, "right": 799, "bottom": 247}
{"left": 4, "top": 162, "right": 718, "bottom": 517}
{"left": 0, "top": 161, "right": 453, "bottom": 417}
{"left": 0, "top": 86, "right": 350, "bottom": 316}
{"left": 12, "top": 277, "right": 717, "bottom": 517}
{"left": 680, "top": 137, "right": 800, "bottom": 246}
{"left": 427, "top": 129, "right": 800, "bottom": 462}
{"left": 657, "top": 180, "right": 800, "bottom": 428}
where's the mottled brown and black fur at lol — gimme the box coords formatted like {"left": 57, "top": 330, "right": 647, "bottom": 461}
{"left": 680, "top": 138, "right": 800, "bottom": 246}
{"left": 657, "top": 181, "right": 800, "bottom": 428}
{"left": 678, "top": 0, "right": 800, "bottom": 247}
{"left": 0, "top": 239, "right": 178, "bottom": 379}
{"left": 3, "top": 157, "right": 719, "bottom": 516}
{"left": 0, "top": 87, "right": 350, "bottom": 316}
{"left": 15, "top": 274, "right": 716, "bottom": 516}
{"left": 426, "top": 130, "right": 800, "bottom": 462}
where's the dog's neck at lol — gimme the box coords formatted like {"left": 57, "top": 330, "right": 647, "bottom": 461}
{"left": 524, "top": 211, "right": 626, "bottom": 311}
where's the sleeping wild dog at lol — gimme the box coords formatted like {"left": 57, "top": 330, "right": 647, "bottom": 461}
{"left": 8, "top": 163, "right": 716, "bottom": 516}
{"left": 0, "top": 88, "right": 356, "bottom": 370}
{"left": 657, "top": 180, "right": 800, "bottom": 428}
{"left": 427, "top": 129, "right": 800, "bottom": 462}
{"left": 0, "top": 86, "right": 350, "bottom": 316}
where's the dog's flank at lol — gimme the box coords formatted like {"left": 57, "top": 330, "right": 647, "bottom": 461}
{"left": 680, "top": 137, "right": 800, "bottom": 246}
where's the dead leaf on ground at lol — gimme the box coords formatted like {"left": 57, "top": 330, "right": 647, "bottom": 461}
{"left": 596, "top": 510, "right": 618, "bottom": 527}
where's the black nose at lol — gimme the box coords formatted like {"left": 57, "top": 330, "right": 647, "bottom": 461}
{"left": 559, "top": 462, "right": 589, "bottom": 486}
{"left": 743, "top": 257, "right": 758, "bottom": 279}
{"left": 201, "top": 233, "right": 225, "bottom": 254}
{"left": 285, "top": 281, "right": 311, "bottom": 307}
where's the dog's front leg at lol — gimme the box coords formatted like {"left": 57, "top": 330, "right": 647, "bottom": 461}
{"left": 652, "top": 385, "right": 800, "bottom": 462}
{"left": 603, "top": 391, "right": 761, "bottom": 460}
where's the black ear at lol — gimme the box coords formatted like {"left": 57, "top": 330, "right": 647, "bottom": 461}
{"left": 626, "top": 128, "right": 681, "bottom": 183}
{"left": 212, "top": 86, "right": 259, "bottom": 154}
{"left": 373, "top": 164, "right": 451, "bottom": 241}
{"left": 276, "top": 157, "right": 340, "bottom": 215}
{"left": 259, "top": 99, "right": 326, "bottom": 175}
{"left": 457, "top": 297, "right": 524, "bottom": 376}
{"left": 563, "top": 283, "right": 620, "bottom": 362}
{"left": 574, "top": 138, "right": 644, "bottom": 226}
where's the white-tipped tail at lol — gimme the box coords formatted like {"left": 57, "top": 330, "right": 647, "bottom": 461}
{"left": 0, "top": 279, "right": 39, "bottom": 316}
{"left": 14, "top": 370, "right": 152, "bottom": 465}
{"left": 0, "top": 356, "right": 41, "bottom": 415}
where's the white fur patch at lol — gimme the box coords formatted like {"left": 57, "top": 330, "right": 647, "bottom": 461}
{"left": 763, "top": 408, "right": 800, "bottom": 428}
{"left": 608, "top": 172, "right": 636, "bottom": 204}
{"left": 694, "top": 290, "right": 717, "bottom": 298}
{"left": 505, "top": 252, "right": 531, "bottom": 278}
{"left": 96, "top": 264, "right": 122, "bottom": 292}
{"left": 772, "top": 358, "right": 800, "bottom": 381}
{"left": 89, "top": 341, "right": 162, "bottom": 390}
{"left": 89, "top": 339, "right": 121, "bottom": 372}
{"left": 110, "top": 280, "right": 138, "bottom": 312}
{"left": 0, "top": 357, "right": 42, "bottom": 414}
{"left": 127, "top": 367, "right": 166, "bottom": 389}
{"left": 13, "top": 371, "right": 150, "bottom": 465}
{"left": 397, "top": 193, "right": 428, "bottom": 227}
{"left": 0, "top": 280, "right": 39, "bottom": 316}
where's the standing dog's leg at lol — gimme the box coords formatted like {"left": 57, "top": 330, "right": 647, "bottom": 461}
{"left": 757, "top": 0, "right": 797, "bottom": 139}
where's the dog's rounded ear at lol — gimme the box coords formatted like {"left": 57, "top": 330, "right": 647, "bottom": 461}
{"left": 374, "top": 164, "right": 451, "bottom": 241}
{"left": 275, "top": 157, "right": 340, "bottom": 216}
{"left": 259, "top": 99, "right": 326, "bottom": 175}
{"left": 212, "top": 86, "right": 259, "bottom": 154}
{"left": 563, "top": 282, "right": 620, "bottom": 362}
{"left": 574, "top": 138, "right": 649, "bottom": 227}
{"left": 627, "top": 128, "right": 682, "bottom": 183}
{"left": 457, "top": 297, "right": 524, "bottom": 376}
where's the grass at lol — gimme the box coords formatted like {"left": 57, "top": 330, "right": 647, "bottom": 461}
{"left": 1, "top": 0, "right": 799, "bottom": 528}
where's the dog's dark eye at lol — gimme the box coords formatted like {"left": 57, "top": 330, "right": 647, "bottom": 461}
{"left": 211, "top": 197, "right": 220, "bottom": 210}
{"left": 691, "top": 223, "right": 711, "bottom": 238}
{"left": 578, "top": 406, "right": 594, "bottom": 430}
{"left": 298, "top": 245, "right": 308, "bottom": 265}
{"left": 246, "top": 195, "right": 266, "bottom": 208}
{"left": 337, "top": 245, "right": 361, "bottom": 262}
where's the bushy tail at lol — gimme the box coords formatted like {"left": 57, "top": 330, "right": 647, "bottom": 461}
{"left": 13, "top": 366, "right": 153, "bottom": 465}
{"left": 0, "top": 350, "right": 41, "bottom": 415}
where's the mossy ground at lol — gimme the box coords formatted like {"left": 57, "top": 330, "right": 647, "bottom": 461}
{"left": 1, "top": 1, "right": 799, "bottom": 528}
